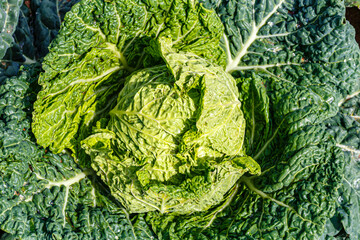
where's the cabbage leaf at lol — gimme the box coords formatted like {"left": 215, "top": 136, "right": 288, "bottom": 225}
{"left": 144, "top": 0, "right": 360, "bottom": 238}
{"left": 0, "top": 0, "right": 23, "bottom": 59}
{"left": 32, "top": 0, "right": 225, "bottom": 159}
{"left": 322, "top": 96, "right": 360, "bottom": 240}
{"left": 0, "top": 70, "right": 155, "bottom": 239}
{"left": 82, "top": 38, "right": 260, "bottom": 214}
{"left": 0, "top": 0, "right": 360, "bottom": 238}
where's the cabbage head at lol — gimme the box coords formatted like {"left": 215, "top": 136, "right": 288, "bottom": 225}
{"left": 82, "top": 39, "right": 260, "bottom": 213}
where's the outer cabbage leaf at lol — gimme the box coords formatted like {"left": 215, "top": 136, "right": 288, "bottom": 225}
{"left": 322, "top": 99, "right": 360, "bottom": 240}
{"left": 82, "top": 41, "right": 260, "bottom": 214}
{"left": 1, "top": 153, "right": 155, "bottom": 239}
{"left": 32, "top": 0, "right": 226, "bottom": 160}
{"left": 146, "top": 78, "right": 345, "bottom": 239}
{"left": 339, "top": 94, "right": 360, "bottom": 121}
{"left": 0, "top": 0, "right": 78, "bottom": 87}
{"left": 200, "top": 0, "right": 360, "bottom": 138}
{"left": 0, "top": 70, "right": 154, "bottom": 239}
{"left": 21, "top": 0, "right": 360, "bottom": 238}
{"left": 144, "top": 0, "right": 360, "bottom": 237}
{"left": 8, "top": 0, "right": 81, "bottom": 63}
{"left": 0, "top": 0, "right": 23, "bottom": 60}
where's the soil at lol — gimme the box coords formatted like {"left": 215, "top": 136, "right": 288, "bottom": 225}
{"left": 346, "top": 7, "right": 360, "bottom": 44}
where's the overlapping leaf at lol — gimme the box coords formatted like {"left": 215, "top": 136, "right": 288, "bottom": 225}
{"left": 32, "top": 0, "right": 225, "bottom": 160}
{"left": 203, "top": 0, "right": 360, "bottom": 134}
{"left": 0, "top": 0, "right": 23, "bottom": 60}
{"left": 146, "top": 78, "right": 345, "bottom": 239}
{"left": 322, "top": 97, "right": 360, "bottom": 239}
{"left": 143, "top": 0, "right": 360, "bottom": 238}
{"left": 0, "top": 0, "right": 80, "bottom": 92}
{"left": 346, "top": 0, "right": 360, "bottom": 8}
{"left": 0, "top": 71, "right": 154, "bottom": 239}
{"left": 10, "top": 0, "right": 81, "bottom": 62}
{"left": 0, "top": 0, "right": 359, "bottom": 238}
{"left": 82, "top": 39, "right": 260, "bottom": 214}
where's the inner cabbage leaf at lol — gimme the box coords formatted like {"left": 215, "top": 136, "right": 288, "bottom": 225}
{"left": 82, "top": 39, "right": 260, "bottom": 214}
{"left": 32, "top": 0, "right": 225, "bottom": 160}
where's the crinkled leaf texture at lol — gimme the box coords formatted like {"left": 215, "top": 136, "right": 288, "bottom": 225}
{"left": 1, "top": 0, "right": 80, "bottom": 63}
{"left": 0, "top": 0, "right": 79, "bottom": 87}
{"left": 7, "top": 0, "right": 81, "bottom": 63}
{"left": 7, "top": 0, "right": 360, "bottom": 239}
{"left": 82, "top": 38, "right": 260, "bottom": 214}
{"left": 146, "top": 83, "right": 346, "bottom": 239}
{"left": 0, "top": 71, "right": 155, "bottom": 239}
{"left": 321, "top": 96, "right": 360, "bottom": 240}
{"left": 145, "top": 0, "right": 360, "bottom": 239}
{"left": 32, "top": 0, "right": 225, "bottom": 162}
{"left": 0, "top": 0, "right": 23, "bottom": 60}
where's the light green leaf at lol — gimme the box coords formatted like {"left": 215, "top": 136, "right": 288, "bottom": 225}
{"left": 150, "top": 0, "right": 360, "bottom": 237}
{"left": 82, "top": 43, "right": 260, "bottom": 214}
{"left": 346, "top": 0, "right": 360, "bottom": 8}
{"left": 147, "top": 122, "right": 344, "bottom": 239}
{"left": 32, "top": 0, "right": 225, "bottom": 161}
{"left": 0, "top": 69, "right": 154, "bottom": 239}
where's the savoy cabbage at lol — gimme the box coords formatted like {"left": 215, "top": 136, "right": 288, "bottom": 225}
{"left": 0, "top": 0, "right": 360, "bottom": 239}
{"left": 82, "top": 39, "right": 260, "bottom": 214}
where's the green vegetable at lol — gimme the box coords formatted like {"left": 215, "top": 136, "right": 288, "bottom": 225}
{"left": 82, "top": 38, "right": 260, "bottom": 214}
{"left": 0, "top": 69, "right": 155, "bottom": 239}
{"left": 322, "top": 97, "right": 360, "bottom": 240}
{"left": 0, "top": 0, "right": 81, "bottom": 84}
{"left": 345, "top": 0, "right": 360, "bottom": 8}
{"left": 0, "top": 0, "right": 359, "bottom": 238}
{"left": 0, "top": 0, "right": 23, "bottom": 60}
{"left": 32, "top": 0, "right": 225, "bottom": 161}
{"left": 13, "top": 0, "right": 81, "bottom": 62}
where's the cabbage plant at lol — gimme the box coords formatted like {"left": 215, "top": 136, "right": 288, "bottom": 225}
{"left": 0, "top": 0, "right": 360, "bottom": 238}
{"left": 82, "top": 39, "right": 260, "bottom": 213}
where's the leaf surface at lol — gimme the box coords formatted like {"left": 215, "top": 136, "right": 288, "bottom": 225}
{"left": 0, "top": 0, "right": 23, "bottom": 59}
{"left": 32, "top": 0, "right": 225, "bottom": 159}
{"left": 0, "top": 71, "right": 154, "bottom": 239}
